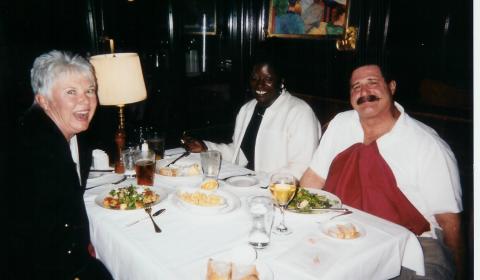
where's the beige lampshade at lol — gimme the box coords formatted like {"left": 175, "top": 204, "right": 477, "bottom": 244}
{"left": 90, "top": 53, "right": 147, "bottom": 105}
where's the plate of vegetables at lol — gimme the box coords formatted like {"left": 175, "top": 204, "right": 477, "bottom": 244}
{"left": 95, "top": 185, "right": 167, "bottom": 210}
{"left": 287, "top": 188, "right": 342, "bottom": 214}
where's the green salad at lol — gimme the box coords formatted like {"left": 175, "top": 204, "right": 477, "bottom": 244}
{"left": 103, "top": 185, "right": 158, "bottom": 210}
{"left": 287, "top": 188, "right": 335, "bottom": 213}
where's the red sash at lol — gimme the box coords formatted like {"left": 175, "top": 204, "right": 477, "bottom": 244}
{"left": 324, "top": 142, "right": 430, "bottom": 235}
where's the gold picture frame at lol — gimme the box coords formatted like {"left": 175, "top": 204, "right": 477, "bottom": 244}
{"left": 267, "top": 0, "right": 350, "bottom": 39}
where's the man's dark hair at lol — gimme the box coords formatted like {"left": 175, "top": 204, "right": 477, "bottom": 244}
{"left": 351, "top": 63, "right": 393, "bottom": 83}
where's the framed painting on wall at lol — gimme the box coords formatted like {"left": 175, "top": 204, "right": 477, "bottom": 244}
{"left": 267, "top": 0, "right": 349, "bottom": 39}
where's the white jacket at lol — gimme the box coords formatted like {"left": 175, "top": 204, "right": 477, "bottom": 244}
{"left": 205, "top": 90, "right": 321, "bottom": 179}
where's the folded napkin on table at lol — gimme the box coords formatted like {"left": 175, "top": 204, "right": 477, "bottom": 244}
{"left": 92, "top": 149, "right": 110, "bottom": 170}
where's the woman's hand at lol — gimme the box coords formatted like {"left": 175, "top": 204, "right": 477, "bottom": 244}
{"left": 181, "top": 135, "right": 207, "bottom": 153}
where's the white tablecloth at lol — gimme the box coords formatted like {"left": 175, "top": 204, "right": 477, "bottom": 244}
{"left": 84, "top": 152, "right": 425, "bottom": 280}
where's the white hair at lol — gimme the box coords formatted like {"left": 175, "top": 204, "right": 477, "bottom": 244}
{"left": 30, "top": 50, "right": 95, "bottom": 100}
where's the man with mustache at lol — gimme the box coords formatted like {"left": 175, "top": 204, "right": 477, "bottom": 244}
{"left": 182, "top": 59, "right": 321, "bottom": 179}
{"left": 301, "top": 64, "right": 463, "bottom": 279}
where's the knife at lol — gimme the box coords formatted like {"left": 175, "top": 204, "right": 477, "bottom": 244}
{"left": 166, "top": 151, "right": 190, "bottom": 167}
{"left": 85, "top": 175, "right": 127, "bottom": 190}
{"left": 126, "top": 208, "right": 166, "bottom": 227}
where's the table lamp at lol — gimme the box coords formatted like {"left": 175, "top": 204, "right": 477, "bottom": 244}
{"left": 90, "top": 53, "right": 147, "bottom": 173}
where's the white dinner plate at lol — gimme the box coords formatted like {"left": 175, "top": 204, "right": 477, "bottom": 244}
{"left": 225, "top": 175, "right": 260, "bottom": 188}
{"left": 287, "top": 188, "right": 342, "bottom": 214}
{"left": 95, "top": 186, "right": 169, "bottom": 210}
{"left": 321, "top": 220, "right": 366, "bottom": 241}
{"left": 170, "top": 187, "right": 241, "bottom": 215}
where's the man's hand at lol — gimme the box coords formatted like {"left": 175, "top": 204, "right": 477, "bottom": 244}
{"left": 435, "top": 213, "right": 465, "bottom": 279}
{"left": 87, "top": 242, "right": 96, "bottom": 258}
{"left": 181, "top": 135, "right": 207, "bottom": 153}
{"left": 299, "top": 168, "right": 326, "bottom": 188}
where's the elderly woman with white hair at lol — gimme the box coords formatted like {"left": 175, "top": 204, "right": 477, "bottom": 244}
{"left": 10, "top": 50, "right": 112, "bottom": 279}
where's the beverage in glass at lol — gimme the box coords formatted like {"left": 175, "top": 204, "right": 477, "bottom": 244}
{"left": 147, "top": 133, "right": 165, "bottom": 160}
{"left": 269, "top": 172, "right": 297, "bottom": 235}
{"left": 200, "top": 150, "right": 222, "bottom": 181}
{"left": 135, "top": 148, "right": 156, "bottom": 186}
{"left": 247, "top": 196, "right": 274, "bottom": 249}
{"left": 121, "top": 147, "right": 136, "bottom": 176}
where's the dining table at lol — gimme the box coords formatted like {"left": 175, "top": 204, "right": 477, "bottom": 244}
{"left": 84, "top": 149, "right": 426, "bottom": 280}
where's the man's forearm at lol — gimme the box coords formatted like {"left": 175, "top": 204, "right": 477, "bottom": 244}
{"left": 435, "top": 213, "right": 465, "bottom": 279}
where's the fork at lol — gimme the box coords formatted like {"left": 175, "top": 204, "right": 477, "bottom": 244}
{"left": 145, "top": 205, "right": 162, "bottom": 233}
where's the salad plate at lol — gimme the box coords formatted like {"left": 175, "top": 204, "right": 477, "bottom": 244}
{"left": 95, "top": 185, "right": 168, "bottom": 210}
{"left": 287, "top": 188, "right": 342, "bottom": 214}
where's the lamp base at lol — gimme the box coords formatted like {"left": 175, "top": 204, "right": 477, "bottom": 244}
{"left": 114, "top": 128, "right": 126, "bottom": 174}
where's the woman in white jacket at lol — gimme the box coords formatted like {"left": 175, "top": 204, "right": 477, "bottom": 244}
{"left": 182, "top": 60, "right": 321, "bottom": 179}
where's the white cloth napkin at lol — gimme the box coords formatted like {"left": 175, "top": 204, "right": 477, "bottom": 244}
{"left": 92, "top": 149, "right": 110, "bottom": 170}
{"left": 164, "top": 148, "right": 186, "bottom": 157}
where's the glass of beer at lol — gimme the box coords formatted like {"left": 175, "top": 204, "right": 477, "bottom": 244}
{"left": 134, "top": 149, "right": 156, "bottom": 187}
{"left": 269, "top": 172, "right": 297, "bottom": 235}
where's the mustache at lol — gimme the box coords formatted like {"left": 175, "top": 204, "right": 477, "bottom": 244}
{"left": 357, "top": 95, "right": 380, "bottom": 105}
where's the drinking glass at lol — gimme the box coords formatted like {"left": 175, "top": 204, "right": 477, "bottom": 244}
{"left": 121, "top": 147, "right": 137, "bottom": 176}
{"left": 147, "top": 132, "right": 165, "bottom": 160}
{"left": 134, "top": 149, "right": 156, "bottom": 186}
{"left": 269, "top": 172, "right": 298, "bottom": 235}
{"left": 247, "top": 196, "right": 274, "bottom": 249}
{"left": 200, "top": 150, "right": 222, "bottom": 181}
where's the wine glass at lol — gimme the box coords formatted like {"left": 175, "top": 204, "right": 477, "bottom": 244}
{"left": 269, "top": 172, "right": 298, "bottom": 235}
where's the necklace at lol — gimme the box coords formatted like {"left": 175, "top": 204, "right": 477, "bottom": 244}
{"left": 257, "top": 112, "right": 264, "bottom": 117}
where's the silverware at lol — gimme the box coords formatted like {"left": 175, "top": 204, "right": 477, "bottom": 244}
{"left": 295, "top": 202, "right": 350, "bottom": 213}
{"left": 329, "top": 210, "right": 353, "bottom": 220}
{"left": 126, "top": 208, "right": 166, "bottom": 227}
{"left": 145, "top": 205, "right": 162, "bottom": 233}
{"left": 166, "top": 151, "right": 190, "bottom": 167}
{"left": 112, "top": 176, "right": 127, "bottom": 185}
{"left": 85, "top": 175, "right": 127, "bottom": 190}
{"left": 220, "top": 173, "right": 256, "bottom": 181}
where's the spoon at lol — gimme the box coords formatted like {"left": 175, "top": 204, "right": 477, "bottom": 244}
{"left": 126, "top": 208, "right": 166, "bottom": 227}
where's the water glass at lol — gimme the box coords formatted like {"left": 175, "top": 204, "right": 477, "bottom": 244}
{"left": 121, "top": 147, "right": 137, "bottom": 176}
{"left": 200, "top": 150, "right": 222, "bottom": 180}
{"left": 134, "top": 150, "right": 156, "bottom": 186}
{"left": 247, "top": 196, "right": 274, "bottom": 249}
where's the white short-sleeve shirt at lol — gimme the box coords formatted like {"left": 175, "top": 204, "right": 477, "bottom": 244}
{"left": 310, "top": 102, "right": 463, "bottom": 236}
